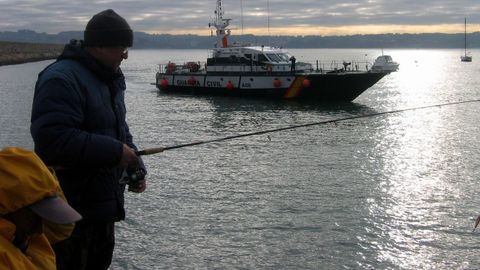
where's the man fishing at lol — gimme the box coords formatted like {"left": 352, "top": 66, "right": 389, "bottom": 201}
{"left": 31, "top": 9, "right": 147, "bottom": 270}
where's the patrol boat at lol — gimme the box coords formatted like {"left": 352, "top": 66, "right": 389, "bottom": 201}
{"left": 155, "top": 0, "right": 395, "bottom": 101}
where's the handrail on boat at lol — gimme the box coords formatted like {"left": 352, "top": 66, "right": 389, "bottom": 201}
{"left": 158, "top": 60, "right": 373, "bottom": 74}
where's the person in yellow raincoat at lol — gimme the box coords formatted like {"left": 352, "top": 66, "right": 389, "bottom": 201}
{"left": 0, "top": 147, "right": 82, "bottom": 269}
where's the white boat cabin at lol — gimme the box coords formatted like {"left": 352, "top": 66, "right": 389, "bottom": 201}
{"left": 371, "top": 55, "right": 399, "bottom": 72}
{"left": 206, "top": 45, "right": 300, "bottom": 73}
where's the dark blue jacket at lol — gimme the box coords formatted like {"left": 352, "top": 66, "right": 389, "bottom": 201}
{"left": 31, "top": 40, "right": 143, "bottom": 222}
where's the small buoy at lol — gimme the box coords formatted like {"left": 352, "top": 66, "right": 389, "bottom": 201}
{"left": 159, "top": 79, "right": 169, "bottom": 89}
{"left": 226, "top": 81, "right": 234, "bottom": 90}
{"left": 273, "top": 79, "right": 281, "bottom": 88}
{"left": 187, "top": 77, "right": 197, "bottom": 86}
{"left": 302, "top": 79, "right": 311, "bottom": 88}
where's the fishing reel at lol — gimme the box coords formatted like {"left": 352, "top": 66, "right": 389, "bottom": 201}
{"left": 120, "top": 166, "right": 146, "bottom": 187}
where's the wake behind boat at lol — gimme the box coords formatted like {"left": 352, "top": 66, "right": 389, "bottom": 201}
{"left": 155, "top": 0, "right": 397, "bottom": 101}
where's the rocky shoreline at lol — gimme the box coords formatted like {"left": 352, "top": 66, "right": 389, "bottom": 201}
{"left": 0, "top": 41, "right": 63, "bottom": 66}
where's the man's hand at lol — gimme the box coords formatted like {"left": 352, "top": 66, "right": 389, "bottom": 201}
{"left": 128, "top": 179, "right": 146, "bottom": 193}
{"left": 120, "top": 144, "right": 138, "bottom": 168}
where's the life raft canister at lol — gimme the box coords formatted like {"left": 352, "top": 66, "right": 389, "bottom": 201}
{"left": 166, "top": 62, "right": 176, "bottom": 73}
{"left": 186, "top": 62, "right": 200, "bottom": 72}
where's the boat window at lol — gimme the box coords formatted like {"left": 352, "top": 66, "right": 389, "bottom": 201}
{"left": 266, "top": 53, "right": 281, "bottom": 62}
{"left": 278, "top": 53, "right": 290, "bottom": 62}
{"left": 245, "top": 54, "right": 252, "bottom": 59}
{"left": 258, "top": 54, "right": 268, "bottom": 62}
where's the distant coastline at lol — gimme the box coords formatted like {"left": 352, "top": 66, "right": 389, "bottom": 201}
{"left": 0, "top": 41, "right": 63, "bottom": 66}
{"left": 1, "top": 30, "right": 479, "bottom": 49}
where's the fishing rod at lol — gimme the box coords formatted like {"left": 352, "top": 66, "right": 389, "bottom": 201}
{"left": 135, "top": 99, "right": 480, "bottom": 156}
{"left": 134, "top": 99, "right": 480, "bottom": 230}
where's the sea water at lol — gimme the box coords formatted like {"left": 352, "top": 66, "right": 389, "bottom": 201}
{"left": 1, "top": 48, "right": 480, "bottom": 269}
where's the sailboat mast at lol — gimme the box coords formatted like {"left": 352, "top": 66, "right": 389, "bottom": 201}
{"left": 465, "top": 18, "right": 467, "bottom": 55}
{"left": 460, "top": 17, "right": 472, "bottom": 62}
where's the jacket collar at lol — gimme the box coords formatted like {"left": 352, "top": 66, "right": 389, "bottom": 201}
{"left": 57, "top": 39, "right": 124, "bottom": 83}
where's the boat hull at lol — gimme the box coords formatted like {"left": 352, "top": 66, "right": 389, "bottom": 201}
{"left": 156, "top": 72, "right": 388, "bottom": 101}
{"left": 461, "top": 56, "right": 472, "bottom": 62}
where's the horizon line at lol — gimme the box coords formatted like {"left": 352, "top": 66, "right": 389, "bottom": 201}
{"left": 4, "top": 23, "right": 480, "bottom": 37}
{"left": 143, "top": 23, "right": 480, "bottom": 36}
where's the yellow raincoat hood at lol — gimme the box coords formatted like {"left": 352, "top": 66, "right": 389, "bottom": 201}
{"left": 0, "top": 147, "right": 79, "bottom": 222}
{"left": 0, "top": 147, "right": 60, "bottom": 215}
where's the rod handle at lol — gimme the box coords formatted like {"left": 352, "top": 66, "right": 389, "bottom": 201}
{"left": 136, "top": 147, "right": 165, "bottom": 156}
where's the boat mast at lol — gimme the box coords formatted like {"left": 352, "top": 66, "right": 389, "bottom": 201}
{"left": 209, "top": 0, "right": 231, "bottom": 48}
{"left": 240, "top": 0, "right": 244, "bottom": 35}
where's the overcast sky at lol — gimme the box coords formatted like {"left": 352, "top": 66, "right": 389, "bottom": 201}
{"left": 1, "top": 0, "right": 479, "bottom": 36}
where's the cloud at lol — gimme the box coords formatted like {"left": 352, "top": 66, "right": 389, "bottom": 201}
{"left": 0, "top": 0, "right": 479, "bottom": 35}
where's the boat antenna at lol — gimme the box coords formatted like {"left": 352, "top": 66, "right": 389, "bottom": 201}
{"left": 240, "top": 0, "right": 244, "bottom": 36}
{"left": 267, "top": 0, "right": 270, "bottom": 45}
{"left": 209, "top": 0, "right": 231, "bottom": 48}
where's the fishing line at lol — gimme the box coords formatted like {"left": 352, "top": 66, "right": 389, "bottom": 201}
{"left": 135, "top": 99, "right": 480, "bottom": 156}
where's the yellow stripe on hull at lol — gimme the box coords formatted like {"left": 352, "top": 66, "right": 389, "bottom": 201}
{"left": 283, "top": 76, "right": 305, "bottom": 98}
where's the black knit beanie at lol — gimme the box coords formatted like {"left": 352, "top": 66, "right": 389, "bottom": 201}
{"left": 84, "top": 9, "right": 133, "bottom": 47}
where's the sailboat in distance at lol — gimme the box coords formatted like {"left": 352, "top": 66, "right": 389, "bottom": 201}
{"left": 461, "top": 18, "right": 472, "bottom": 62}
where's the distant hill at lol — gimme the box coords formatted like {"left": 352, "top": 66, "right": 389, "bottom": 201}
{"left": 1, "top": 29, "right": 479, "bottom": 49}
